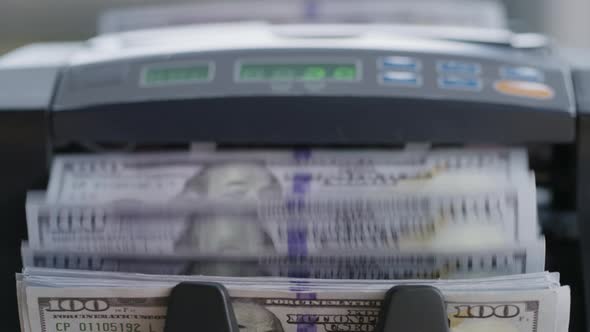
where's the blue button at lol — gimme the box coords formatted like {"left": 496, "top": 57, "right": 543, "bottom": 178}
{"left": 437, "top": 61, "right": 481, "bottom": 75}
{"left": 380, "top": 56, "right": 421, "bottom": 71}
{"left": 500, "top": 66, "right": 544, "bottom": 82}
{"left": 380, "top": 71, "right": 422, "bottom": 86}
{"left": 438, "top": 76, "right": 482, "bottom": 90}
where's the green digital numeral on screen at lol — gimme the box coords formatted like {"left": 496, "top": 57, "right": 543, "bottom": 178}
{"left": 302, "top": 67, "right": 327, "bottom": 81}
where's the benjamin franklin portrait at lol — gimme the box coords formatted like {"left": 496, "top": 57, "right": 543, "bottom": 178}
{"left": 233, "top": 300, "right": 284, "bottom": 332}
{"left": 174, "top": 161, "right": 283, "bottom": 276}
{"left": 178, "top": 161, "right": 283, "bottom": 201}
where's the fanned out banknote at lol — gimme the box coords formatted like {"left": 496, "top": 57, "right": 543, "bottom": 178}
{"left": 25, "top": 182, "right": 538, "bottom": 255}
{"left": 23, "top": 148, "right": 543, "bottom": 280}
{"left": 45, "top": 148, "right": 530, "bottom": 204}
{"left": 17, "top": 269, "right": 570, "bottom": 332}
{"left": 32, "top": 148, "right": 537, "bottom": 257}
{"left": 20, "top": 240, "right": 545, "bottom": 279}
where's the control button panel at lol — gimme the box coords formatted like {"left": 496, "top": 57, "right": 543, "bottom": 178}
{"left": 374, "top": 55, "right": 558, "bottom": 101}
{"left": 436, "top": 60, "right": 483, "bottom": 91}
{"left": 377, "top": 56, "right": 422, "bottom": 87}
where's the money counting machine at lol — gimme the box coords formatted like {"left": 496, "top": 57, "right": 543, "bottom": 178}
{"left": 0, "top": 23, "right": 589, "bottom": 331}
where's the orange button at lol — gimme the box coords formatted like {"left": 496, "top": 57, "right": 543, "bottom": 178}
{"left": 494, "top": 80, "right": 555, "bottom": 100}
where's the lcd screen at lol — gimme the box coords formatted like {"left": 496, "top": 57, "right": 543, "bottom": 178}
{"left": 142, "top": 64, "right": 210, "bottom": 85}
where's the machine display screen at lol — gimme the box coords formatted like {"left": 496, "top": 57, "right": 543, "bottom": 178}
{"left": 238, "top": 62, "right": 358, "bottom": 82}
{"left": 142, "top": 64, "right": 211, "bottom": 85}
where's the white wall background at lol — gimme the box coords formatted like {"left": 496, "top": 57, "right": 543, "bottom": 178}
{"left": 540, "top": 0, "right": 590, "bottom": 48}
{"left": 0, "top": 0, "right": 589, "bottom": 52}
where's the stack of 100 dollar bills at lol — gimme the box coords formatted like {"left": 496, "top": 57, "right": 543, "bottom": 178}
{"left": 17, "top": 147, "right": 570, "bottom": 332}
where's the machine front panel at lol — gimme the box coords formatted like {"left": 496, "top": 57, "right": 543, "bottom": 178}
{"left": 53, "top": 47, "right": 574, "bottom": 114}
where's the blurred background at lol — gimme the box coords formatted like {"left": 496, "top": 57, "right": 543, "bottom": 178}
{"left": 0, "top": 0, "right": 589, "bottom": 54}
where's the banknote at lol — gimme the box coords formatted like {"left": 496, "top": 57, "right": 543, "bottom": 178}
{"left": 16, "top": 276, "right": 28, "bottom": 332}
{"left": 21, "top": 268, "right": 561, "bottom": 290}
{"left": 21, "top": 241, "right": 545, "bottom": 279}
{"left": 27, "top": 183, "right": 538, "bottom": 255}
{"left": 45, "top": 148, "right": 529, "bottom": 204}
{"left": 22, "top": 283, "right": 568, "bottom": 332}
